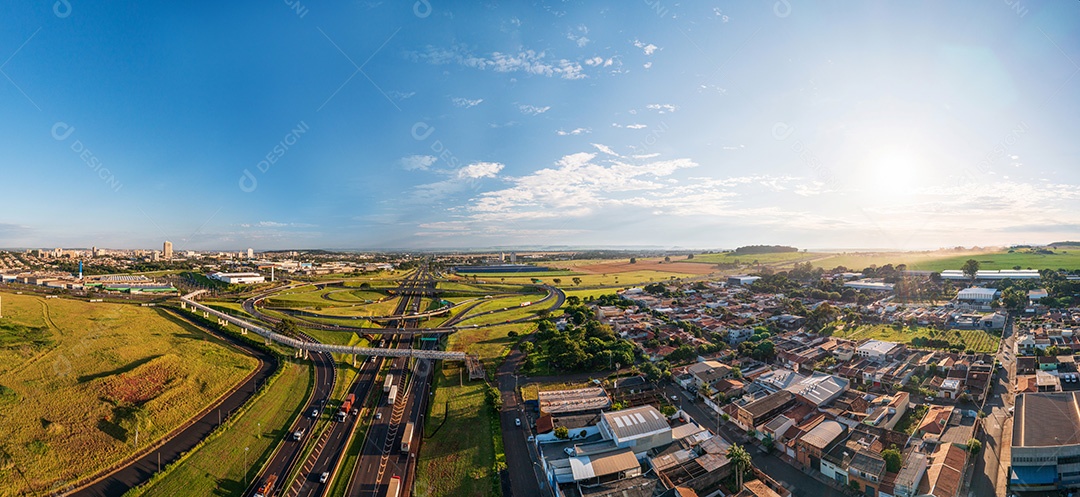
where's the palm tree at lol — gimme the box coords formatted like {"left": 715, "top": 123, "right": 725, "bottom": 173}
{"left": 726, "top": 443, "right": 752, "bottom": 490}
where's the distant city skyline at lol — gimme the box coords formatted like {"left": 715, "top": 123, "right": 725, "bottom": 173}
{"left": 1, "top": 2, "right": 1078, "bottom": 250}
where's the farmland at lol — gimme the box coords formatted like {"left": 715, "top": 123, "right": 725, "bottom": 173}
{"left": 831, "top": 324, "right": 1000, "bottom": 354}
{"left": 0, "top": 292, "right": 257, "bottom": 495}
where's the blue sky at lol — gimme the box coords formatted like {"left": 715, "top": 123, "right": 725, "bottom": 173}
{"left": 1, "top": 1, "right": 1078, "bottom": 251}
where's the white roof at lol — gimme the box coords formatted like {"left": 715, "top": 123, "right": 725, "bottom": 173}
{"left": 568, "top": 447, "right": 639, "bottom": 480}
{"left": 957, "top": 287, "right": 999, "bottom": 300}
{"left": 600, "top": 405, "right": 669, "bottom": 442}
{"left": 784, "top": 372, "right": 849, "bottom": 406}
{"left": 857, "top": 339, "right": 901, "bottom": 356}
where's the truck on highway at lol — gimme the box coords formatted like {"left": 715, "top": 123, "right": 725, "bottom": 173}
{"left": 387, "top": 385, "right": 398, "bottom": 405}
{"left": 384, "top": 374, "right": 394, "bottom": 393}
{"left": 401, "top": 421, "right": 414, "bottom": 452}
{"left": 386, "top": 475, "right": 402, "bottom": 497}
{"left": 336, "top": 393, "right": 355, "bottom": 422}
{"left": 254, "top": 474, "right": 277, "bottom": 497}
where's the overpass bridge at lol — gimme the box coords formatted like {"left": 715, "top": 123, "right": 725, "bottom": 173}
{"left": 181, "top": 291, "right": 466, "bottom": 361}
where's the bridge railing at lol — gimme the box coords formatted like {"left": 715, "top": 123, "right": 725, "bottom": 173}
{"left": 181, "top": 291, "right": 465, "bottom": 361}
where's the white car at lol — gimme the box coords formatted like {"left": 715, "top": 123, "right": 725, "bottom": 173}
{"left": 319, "top": 471, "right": 329, "bottom": 483}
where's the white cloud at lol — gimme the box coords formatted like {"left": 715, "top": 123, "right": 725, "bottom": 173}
{"left": 399, "top": 155, "right": 438, "bottom": 171}
{"left": 611, "top": 123, "right": 647, "bottom": 129}
{"left": 643, "top": 62, "right": 652, "bottom": 69}
{"left": 646, "top": 103, "right": 677, "bottom": 114}
{"left": 556, "top": 127, "right": 591, "bottom": 136}
{"left": 633, "top": 39, "right": 659, "bottom": 55}
{"left": 408, "top": 45, "right": 588, "bottom": 80}
{"left": 592, "top": 143, "right": 619, "bottom": 156}
{"left": 518, "top": 104, "right": 551, "bottom": 115}
{"left": 451, "top": 97, "right": 484, "bottom": 108}
{"left": 465, "top": 152, "right": 700, "bottom": 221}
{"left": 387, "top": 90, "right": 416, "bottom": 100}
{"left": 457, "top": 162, "right": 504, "bottom": 179}
{"left": 567, "top": 26, "right": 590, "bottom": 47}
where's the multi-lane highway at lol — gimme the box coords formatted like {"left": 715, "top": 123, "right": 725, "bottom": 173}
{"left": 346, "top": 268, "right": 434, "bottom": 497}
{"left": 245, "top": 335, "right": 335, "bottom": 497}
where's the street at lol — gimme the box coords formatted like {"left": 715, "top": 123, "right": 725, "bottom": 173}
{"left": 659, "top": 383, "right": 844, "bottom": 497}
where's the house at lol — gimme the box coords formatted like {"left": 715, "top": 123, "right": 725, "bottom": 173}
{"left": 893, "top": 452, "right": 928, "bottom": 497}
{"left": 922, "top": 443, "right": 966, "bottom": 497}
{"left": 686, "top": 361, "right": 733, "bottom": 390}
{"left": 1016, "top": 356, "right": 1037, "bottom": 375}
{"left": 734, "top": 391, "right": 797, "bottom": 431}
{"left": 848, "top": 450, "right": 888, "bottom": 497}
{"left": 795, "top": 420, "right": 846, "bottom": 470}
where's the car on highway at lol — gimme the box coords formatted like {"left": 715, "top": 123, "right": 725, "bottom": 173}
{"left": 376, "top": 412, "right": 382, "bottom": 420}
{"left": 352, "top": 408, "right": 359, "bottom": 415}
{"left": 319, "top": 472, "right": 329, "bottom": 483}
{"left": 515, "top": 418, "right": 521, "bottom": 427}
{"left": 311, "top": 409, "right": 319, "bottom": 418}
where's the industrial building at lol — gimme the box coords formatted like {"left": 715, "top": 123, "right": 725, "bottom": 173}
{"left": 1010, "top": 391, "right": 1080, "bottom": 491}
{"left": 210, "top": 272, "right": 266, "bottom": 284}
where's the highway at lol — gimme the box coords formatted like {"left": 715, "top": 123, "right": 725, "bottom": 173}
{"left": 346, "top": 268, "right": 434, "bottom": 497}
{"left": 245, "top": 335, "right": 336, "bottom": 497}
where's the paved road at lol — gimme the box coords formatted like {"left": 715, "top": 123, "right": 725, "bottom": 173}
{"left": 498, "top": 345, "right": 544, "bottom": 497}
{"left": 71, "top": 310, "right": 279, "bottom": 497}
{"left": 972, "top": 319, "right": 1016, "bottom": 497}
{"left": 659, "top": 383, "right": 843, "bottom": 497}
{"left": 248, "top": 344, "right": 334, "bottom": 496}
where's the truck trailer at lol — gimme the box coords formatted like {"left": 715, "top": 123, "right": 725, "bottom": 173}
{"left": 336, "top": 393, "right": 356, "bottom": 422}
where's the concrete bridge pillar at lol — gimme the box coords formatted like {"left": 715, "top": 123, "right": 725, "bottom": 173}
{"left": 352, "top": 354, "right": 356, "bottom": 367}
{"left": 203, "top": 312, "right": 209, "bottom": 318}
{"left": 240, "top": 327, "right": 247, "bottom": 335}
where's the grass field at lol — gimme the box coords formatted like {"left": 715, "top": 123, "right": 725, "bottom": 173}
{"left": 415, "top": 362, "right": 498, "bottom": 497}
{"left": 130, "top": 360, "right": 312, "bottom": 496}
{"left": 463, "top": 270, "right": 702, "bottom": 288}
{"left": 832, "top": 324, "right": 1000, "bottom": 353}
{"left": 563, "top": 289, "right": 620, "bottom": 301}
{"left": 903, "top": 250, "right": 1080, "bottom": 272}
{"left": 689, "top": 251, "right": 821, "bottom": 266}
{"left": 0, "top": 293, "right": 257, "bottom": 495}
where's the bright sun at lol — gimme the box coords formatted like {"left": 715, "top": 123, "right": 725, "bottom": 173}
{"left": 862, "top": 151, "right": 925, "bottom": 200}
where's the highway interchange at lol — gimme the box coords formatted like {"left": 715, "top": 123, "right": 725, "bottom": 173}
{"left": 62, "top": 262, "right": 566, "bottom": 497}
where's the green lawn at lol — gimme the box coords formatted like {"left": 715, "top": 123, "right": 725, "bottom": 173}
{"left": 129, "top": 360, "right": 312, "bottom": 496}
{"left": 905, "top": 250, "right": 1080, "bottom": 272}
{"left": 832, "top": 324, "right": 1000, "bottom": 353}
{"left": 894, "top": 404, "right": 929, "bottom": 435}
{"left": 415, "top": 363, "right": 499, "bottom": 497}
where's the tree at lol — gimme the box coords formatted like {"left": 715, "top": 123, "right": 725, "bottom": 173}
{"left": 967, "top": 438, "right": 982, "bottom": 455}
{"left": 554, "top": 426, "right": 569, "bottom": 439}
{"left": 962, "top": 259, "right": 980, "bottom": 280}
{"left": 664, "top": 256, "right": 671, "bottom": 262}
{"left": 629, "top": 257, "right": 637, "bottom": 264}
{"left": 552, "top": 278, "right": 562, "bottom": 285}
{"left": 725, "top": 443, "right": 752, "bottom": 490}
{"left": 882, "top": 447, "right": 902, "bottom": 472}
{"left": 572, "top": 277, "right": 582, "bottom": 286}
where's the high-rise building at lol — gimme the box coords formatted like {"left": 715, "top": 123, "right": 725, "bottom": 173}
{"left": 510, "top": 252, "right": 517, "bottom": 263}
{"left": 91, "top": 246, "right": 98, "bottom": 258}
{"left": 247, "top": 248, "right": 254, "bottom": 259}
{"left": 163, "top": 241, "right": 173, "bottom": 260}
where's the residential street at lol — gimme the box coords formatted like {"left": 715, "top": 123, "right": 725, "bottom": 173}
{"left": 660, "top": 383, "right": 844, "bottom": 497}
